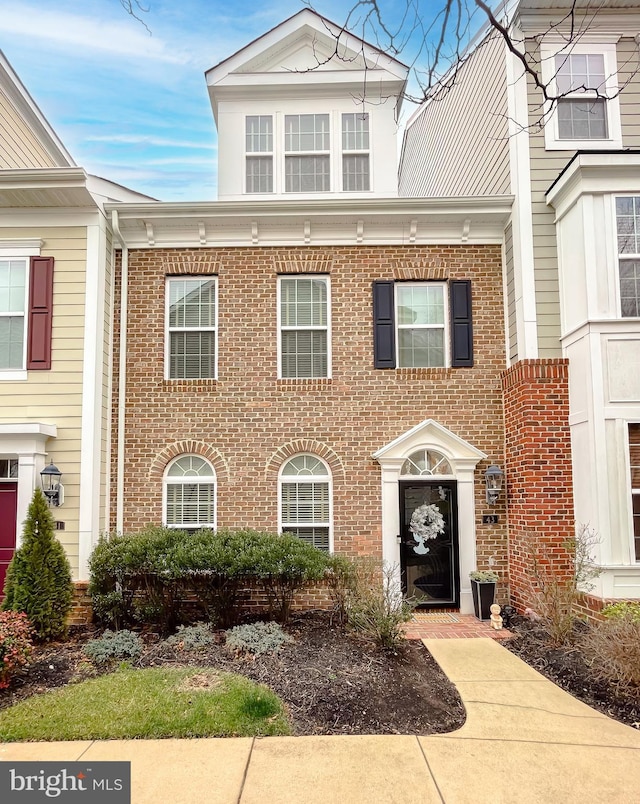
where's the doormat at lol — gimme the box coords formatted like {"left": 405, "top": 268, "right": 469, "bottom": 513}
{"left": 411, "top": 612, "right": 460, "bottom": 623}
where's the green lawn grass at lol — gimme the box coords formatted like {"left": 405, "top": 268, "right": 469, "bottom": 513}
{"left": 0, "top": 666, "right": 290, "bottom": 742}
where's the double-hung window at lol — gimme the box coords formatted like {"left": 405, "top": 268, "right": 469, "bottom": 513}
{"left": 0, "top": 251, "right": 54, "bottom": 376}
{"left": 280, "top": 454, "right": 331, "bottom": 551}
{"left": 0, "top": 258, "right": 28, "bottom": 371}
{"left": 166, "top": 277, "right": 217, "bottom": 379}
{"left": 616, "top": 197, "right": 640, "bottom": 317}
{"left": 541, "top": 42, "right": 621, "bottom": 150}
{"left": 373, "top": 280, "right": 473, "bottom": 369}
{"left": 555, "top": 53, "right": 608, "bottom": 140}
{"left": 279, "top": 276, "right": 330, "bottom": 378}
{"left": 342, "top": 113, "right": 370, "bottom": 192}
{"left": 246, "top": 115, "right": 273, "bottom": 193}
{"left": 396, "top": 283, "right": 447, "bottom": 368}
{"left": 284, "top": 114, "right": 330, "bottom": 192}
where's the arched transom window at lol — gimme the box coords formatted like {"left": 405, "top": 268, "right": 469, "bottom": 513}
{"left": 279, "top": 454, "right": 331, "bottom": 551}
{"left": 164, "top": 455, "right": 215, "bottom": 530}
{"left": 400, "top": 449, "right": 453, "bottom": 477}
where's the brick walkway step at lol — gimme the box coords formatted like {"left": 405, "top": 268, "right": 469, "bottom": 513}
{"left": 403, "top": 613, "right": 512, "bottom": 640}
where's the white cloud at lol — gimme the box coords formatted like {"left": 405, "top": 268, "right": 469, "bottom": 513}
{"left": 0, "top": 4, "right": 189, "bottom": 64}
{"left": 85, "top": 134, "right": 216, "bottom": 151}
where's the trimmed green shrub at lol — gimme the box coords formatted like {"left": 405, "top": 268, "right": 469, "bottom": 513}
{"left": 252, "top": 532, "right": 329, "bottom": 623}
{"left": 225, "top": 621, "right": 293, "bottom": 656}
{"left": 84, "top": 629, "right": 143, "bottom": 666}
{"left": 0, "top": 611, "right": 33, "bottom": 688}
{"left": 2, "top": 488, "right": 73, "bottom": 641}
{"left": 88, "top": 527, "right": 331, "bottom": 630}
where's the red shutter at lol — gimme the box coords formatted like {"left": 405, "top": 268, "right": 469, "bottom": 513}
{"left": 27, "top": 256, "right": 54, "bottom": 370}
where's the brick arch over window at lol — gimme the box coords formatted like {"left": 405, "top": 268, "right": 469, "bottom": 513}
{"left": 272, "top": 252, "right": 334, "bottom": 274}
{"left": 148, "top": 441, "right": 228, "bottom": 484}
{"left": 392, "top": 261, "right": 449, "bottom": 281}
{"left": 264, "top": 440, "right": 344, "bottom": 483}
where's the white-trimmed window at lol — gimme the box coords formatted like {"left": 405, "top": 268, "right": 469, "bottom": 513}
{"left": 278, "top": 275, "right": 330, "bottom": 378}
{"left": 396, "top": 283, "right": 448, "bottom": 368}
{"left": 0, "top": 257, "right": 28, "bottom": 371}
{"left": 541, "top": 42, "right": 621, "bottom": 150}
{"left": 246, "top": 115, "right": 273, "bottom": 193}
{"left": 279, "top": 454, "right": 331, "bottom": 551}
{"left": 616, "top": 196, "right": 640, "bottom": 317}
{"left": 628, "top": 424, "right": 640, "bottom": 561}
{"left": 166, "top": 277, "right": 217, "bottom": 379}
{"left": 284, "top": 114, "right": 330, "bottom": 192}
{"left": 342, "top": 113, "right": 370, "bottom": 192}
{"left": 164, "top": 455, "right": 216, "bottom": 531}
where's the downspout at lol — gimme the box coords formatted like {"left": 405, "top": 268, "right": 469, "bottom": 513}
{"left": 111, "top": 209, "right": 128, "bottom": 533}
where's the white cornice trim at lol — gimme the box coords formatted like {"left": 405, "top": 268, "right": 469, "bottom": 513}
{"left": 0, "top": 422, "right": 57, "bottom": 437}
{"left": 107, "top": 196, "right": 514, "bottom": 219}
{"left": 546, "top": 153, "right": 640, "bottom": 219}
{"left": 106, "top": 196, "right": 514, "bottom": 249}
{"left": 0, "top": 167, "right": 88, "bottom": 189}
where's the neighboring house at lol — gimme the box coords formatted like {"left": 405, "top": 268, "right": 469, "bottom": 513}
{"left": 400, "top": 0, "right": 640, "bottom": 607}
{"left": 106, "top": 9, "right": 515, "bottom": 615}
{"left": 0, "top": 50, "right": 147, "bottom": 595}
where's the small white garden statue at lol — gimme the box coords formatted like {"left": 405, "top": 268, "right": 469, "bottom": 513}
{"left": 409, "top": 503, "right": 445, "bottom": 555}
{"left": 490, "top": 603, "right": 503, "bottom": 630}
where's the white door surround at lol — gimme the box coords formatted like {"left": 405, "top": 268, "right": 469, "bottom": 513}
{"left": 0, "top": 422, "right": 57, "bottom": 548}
{"left": 373, "top": 419, "right": 486, "bottom": 614}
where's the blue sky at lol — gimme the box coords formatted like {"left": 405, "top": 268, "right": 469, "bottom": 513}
{"left": 0, "top": 1, "right": 482, "bottom": 200}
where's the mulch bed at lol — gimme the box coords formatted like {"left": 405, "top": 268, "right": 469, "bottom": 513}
{"left": 504, "top": 616, "right": 640, "bottom": 729}
{"left": 0, "top": 614, "right": 466, "bottom": 736}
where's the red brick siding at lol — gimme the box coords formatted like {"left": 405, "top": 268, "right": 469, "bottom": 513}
{"left": 502, "top": 359, "right": 575, "bottom": 611}
{"left": 110, "top": 245, "right": 508, "bottom": 583}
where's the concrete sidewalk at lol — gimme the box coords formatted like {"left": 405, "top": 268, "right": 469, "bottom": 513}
{"left": 2, "top": 638, "right": 639, "bottom": 803}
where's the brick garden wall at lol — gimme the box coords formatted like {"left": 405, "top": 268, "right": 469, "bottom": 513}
{"left": 502, "top": 359, "right": 575, "bottom": 611}
{"left": 110, "top": 245, "right": 508, "bottom": 598}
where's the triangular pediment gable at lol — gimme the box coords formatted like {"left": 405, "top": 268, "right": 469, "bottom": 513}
{"left": 206, "top": 9, "right": 407, "bottom": 86}
{"left": 373, "top": 419, "right": 486, "bottom": 470}
{"left": 0, "top": 50, "right": 74, "bottom": 168}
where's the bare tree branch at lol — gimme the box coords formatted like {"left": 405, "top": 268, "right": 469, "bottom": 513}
{"left": 120, "top": 0, "right": 151, "bottom": 35}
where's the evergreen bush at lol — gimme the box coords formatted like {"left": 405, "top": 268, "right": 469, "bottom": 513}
{"left": 2, "top": 488, "right": 73, "bottom": 641}
{"left": 83, "top": 629, "right": 143, "bottom": 666}
{"left": 164, "top": 623, "right": 214, "bottom": 651}
{"left": 88, "top": 527, "right": 331, "bottom": 629}
{"left": 225, "top": 621, "right": 293, "bottom": 655}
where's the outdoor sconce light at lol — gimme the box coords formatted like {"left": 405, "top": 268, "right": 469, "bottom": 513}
{"left": 485, "top": 465, "right": 504, "bottom": 506}
{"left": 41, "top": 461, "right": 64, "bottom": 507}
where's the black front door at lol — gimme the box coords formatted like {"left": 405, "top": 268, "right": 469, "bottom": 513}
{"left": 400, "top": 481, "right": 459, "bottom": 608}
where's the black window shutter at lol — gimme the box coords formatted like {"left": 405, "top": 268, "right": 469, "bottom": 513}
{"left": 372, "top": 280, "right": 396, "bottom": 368}
{"left": 450, "top": 280, "right": 473, "bottom": 367}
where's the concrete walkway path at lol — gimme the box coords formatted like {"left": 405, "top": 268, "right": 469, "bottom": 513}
{"left": 2, "top": 638, "right": 639, "bottom": 803}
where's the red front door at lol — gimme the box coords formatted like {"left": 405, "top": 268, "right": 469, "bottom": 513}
{"left": 0, "top": 483, "right": 18, "bottom": 596}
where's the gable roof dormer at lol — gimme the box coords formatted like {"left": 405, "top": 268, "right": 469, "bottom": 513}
{"left": 206, "top": 9, "right": 408, "bottom": 200}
